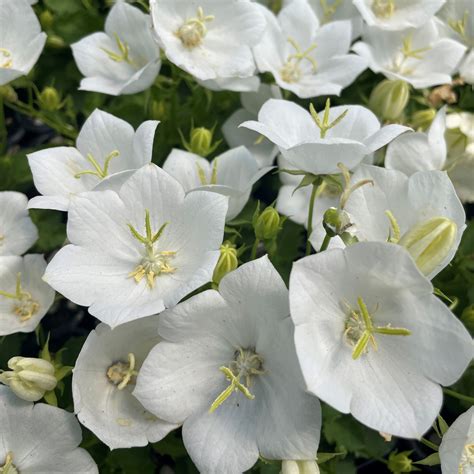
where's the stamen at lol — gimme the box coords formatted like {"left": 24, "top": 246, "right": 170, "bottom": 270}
{"left": 101, "top": 33, "right": 135, "bottom": 65}
{"left": 309, "top": 99, "right": 348, "bottom": 139}
{"left": 106, "top": 353, "right": 138, "bottom": 390}
{"left": 74, "top": 150, "right": 120, "bottom": 180}
{"left": 0, "top": 273, "right": 39, "bottom": 322}
{"left": 176, "top": 7, "right": 214, "bottom": 49}
{"left": 385, "top": 210, "right": 401, "bottom": 243}
{"left": 0, "top": 48, "right": 12, "bottom": 69}
{"left": 280, "top": 37, "right": 318, "bottom": 83}
{"left": 460, "top": 444, "right": 474, "bottom": 473}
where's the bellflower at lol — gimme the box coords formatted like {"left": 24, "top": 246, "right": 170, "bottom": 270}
{"left": 0, "top": 386, "right": 98, "bottom": 473}
{"left": 253, "top": 0, "right": 367, "bottom": 99}
{"left": 162, "top": 146, "right": 272, "bottom": 221}
{"left": 0, "top": 0, "right": 46, "bottom": 87}
{"left": 71, "top": 0, "right": 161, "bottom": 95}
{"left": 241, "top": 98, "right": 409, "bottom": 175}
{"left": 353, "top": 20, "right": 467, "bottom": 88}
{"left": 0, "top": 192, "right": 38, "bottom": 256}
{"left": 290, "top": 242, "right": 473, "bottom": 438}
{"left": 0, "top": 255, "right": 54, "bottom": 336}
{"left": 27, "top": 109, "right": 159, "bottom": 211}
{"left": 73, "top": 317, "right": 178, "bottom": 449}
{"left": 135, "top": 256, "right": 321, "bottom": 474}
{"left": 44, "top": 164, "right": 228, "bottom": 328}
{"left": 198, "top": 76, "right": 261, "bottom": 93}
{"left": 150, "top": 0, "right": 265, "bottom": 82}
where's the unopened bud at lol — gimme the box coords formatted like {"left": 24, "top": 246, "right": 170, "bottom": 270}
{"left": 150, "top": 100, "right": 168, "bottom": 121}
{"left": 369, "top": 80, "right": 410, "bottom": 121}
{"left": 398, "top": 217, "right": 457, "bottom": 276}
{"left": 281, "top": 460, "right": 320, "bottom": 474}
{"left": 40, "top": 10, "right": 54, "bottom": 30}
{"left": 184, "top": 127, "right": 219, "bottom": 157}
{"left": 411, "top": 108, "right": 436, "bottom": 131}
{"left": 387, "top": 450, "right": 415, "bottom": 473}
{"left": 0, "top": 357, "right": 57, "bottom": 402}
{"left": 38, "top": 86, "right": 61, "bottom": 112}
{"left": 213, "top": 242, "right": 238, "bottom": 284}
{"left": 0, "top": 85, "right": 17, "bottom": 102}
{"left": 46, "top": 34, "right": 66, "bottom": 49}
{"left": 255, "top": 206, "right": 281, "bottom": 241}
{"left": 323, "top": 207, "right": 352, "bottom": 237}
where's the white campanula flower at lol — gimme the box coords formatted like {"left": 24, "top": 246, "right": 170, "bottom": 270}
{"left": 44, "top": 164, "right": 228, "bottom": 328}
{"left": 439, "top": 407, "right": 474, "bottom": 474}
{"left": 71, "top": 0, "right": 161, "bottom": 95}
{"left": 343, "top": 165, "right": 465, "bottom": 278}
{"left": 353, "top": 0, "right": 445, "bottom": 31}
{"left": 0, "top": 192, "right": 38, "bottom": 256}
{"left": 253, "top": 0, "right": 367, "bottom": 99}
{"left": 0, "top": 0, "right": 46, "bottom": 87}
{"left": 241, "top": 98, "right": 409, "bottom": 175}
{"left": 198, "top": 75, "right": 261, "bottom": 93}
{"left": 27, "top": 109, "right": 159, "bottom": 212}
{"left": 0, "top": 386, "right": 98, "bottom": 473}
{"left": 222, "top": 84, "right": 282, "bottom": 168}
{"left": 135, "top": 256, "right": 321, "bottom": 474}
{"left": 150, "top": 0, "right": 266, "bottom": 82}
{"left": 290, "top": 242, "right": 473, "bottom": 438}
{"left": 353, "top": 20, "right": 467, "bottom": 89}
{"left": 0, "top": 255, "right": 54, "bottom": 336}
{"left": 73, "top": 317, "right": 178, "bottom": 449}
{"left": 162, "top": 146, "right": 273, "bottom": 221}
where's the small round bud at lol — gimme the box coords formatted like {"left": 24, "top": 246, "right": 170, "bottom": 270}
{"left": 369, "top": 80, "right": 410, "bottom": 121}
{"left": 411, "top": 108, "right": 436, "bottom": 131}
{"left": 38, "top": 86, "right": 61, "bottom": 112}
{"left": 150, "top": 100, "right": 168, "bottom": 121}
{"left": 40, "top": 10, "right": 54, "bottom": 30}
{"left": 46, "top": 34, "right": 66, "bottom": 49}
{"left": 189, "top": 127, "right": 214, "bottom": 157}
{"left": 281, "top": 460, "right": 320, "bottom": 474}
{"left": 213, "top": 242, "right": 238, "bottom": 284}
{"left": 255, "top": 206, "right": 281, "bottom": 241}
{"left": 0, "top": 85, "right": 18, "bottom": 102}
{"left": 323, "top": 207, "right": 352, "bottom": 237}
{"left": 388, "top": 451, "right": 415, "bottom": 473}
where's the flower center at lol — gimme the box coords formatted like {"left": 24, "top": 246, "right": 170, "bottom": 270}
{"left": 101, "top": 33, "right": 135, "bottom": 65}
{"left": 280, "top": 37, "right": 318, "bottom": 83}
{"left": 209, "top": 347, "right": 264, "bottom": 413}
{"left": 460, "top": 444, "right": 474, "bottom": 473}
{"left": 128, "top": 210, "right": 176, "bottom": 289}
{"left": 106, "top": 353, "right": 138, "bottom": 390}
{"left": 196, "top": 160, "right": 218, "bottom": 185}
{"left": 74, "top": 150, "right": 120, "bottom": 180}
{"left": 319, "top": 0, "right": 343, "bottom": 23}
{"left": 342, "top": 297, "right": 411, "bottom": 359}
{"left": 176, "top": 7, "right": 214, "bottom": 49}
{"left": 0, "top": 452, "right": 18, "bottom": 474}
{"left": 0, "top": 48, "right": 12, "bottom": 69}
{"left": 309, "top": 98, "right": 348, "bottom": 139}
{"left": 0, "top": 273, "right": 39, "bottom": 322}
{"left": 390, "top": 34, "right": 430, "bottom": 75}
{"left": 371, "top": 0, "right": 395, "bottom": 18}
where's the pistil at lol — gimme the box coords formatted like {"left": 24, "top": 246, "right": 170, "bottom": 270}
{"left": 0, "top": 273, "right": 39, "bottom": 322}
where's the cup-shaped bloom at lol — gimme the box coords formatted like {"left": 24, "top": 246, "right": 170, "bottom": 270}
{"left": 0, "top": 192, "right": 38, "bottom": 256}
{"left": 72, "top": 316, "right": 178, "bottom": 449}
{"left": 343, "top": 165, "right": 466, "bottom": 279}
{"left": 43, "top": 164, "right": 228, "bottom": 328}
{"left": 27, "top": 109, "right": 159, "bottom": 211}
{"left": 0, "top": 386, "right": 98, "bottom": 473}
{"left": 439, "top": 407, "right": 474, "bottom": 474}
{"left": 0, "top": 255, "right": 55, "bottom": 336}
{"left": 134, "top": 256, "right": 321, "bottom": 474}
{"left": 241, "top": 99, "right": 409, "bottom": 175}
{"left": 353, "top": 20, "right": 467, "bottom": 89}
{"left": 290, "top": 242, "right": 473, "bottom": 438}
{"left": 71, "top": 1, "right": 161, "bottom": 95}
{"left": 150, "top": 0, "right": 265, "bottom": 82}
{"left": 162, "top": 146, "right": 273, "bottom": 221}
{"left": 0, "top": 0, "right": 46, "bottom": 86}
{"left": 253, "top": 0, "right": 367, "bottom": 99}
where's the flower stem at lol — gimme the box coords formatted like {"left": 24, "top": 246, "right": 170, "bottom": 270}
{"left": 251, "top": 238, "right": 260, "bottom": 260}
{"left": 306, "top": 181, "right": 320, "bottom": 256}
{"left": 443, "top": 388, "right": 474, "bottom": 404}
{"left": 319, "top": 232, "right": 332, "bottom": 252}
{"left": 420, "top": 437, "right": 439, "bottom": 451}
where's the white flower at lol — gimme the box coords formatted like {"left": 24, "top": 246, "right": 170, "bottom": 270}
{"left": 0, "top": 386, "right": 98, "bottom": 473}
{"left": 253, "top": 0, "right": 367, "bottom": 99}
{"left": 162, "top": 146, "right": 272, "bottom": 221}
{"left": 73, "top": 316, "right": 178, "bottom": 449}
{"left": 0, "top": 255, "right": 54, "bottom": 336}
{"left": 290, "top": 241, "right": 473, "bottom": 438}
{"left": 198, "top": 76, "right": 261, "bottom": 92}
{"left": 134, "top": 256, "right": 321, "bottom": 474}
{"left": 27, "top": 109, "right": 159, "bottom": 211}
{"left": 241, "top": 98, "right": 409, "bottom": 175}
{"left": 150, "top": 0, "right": 265, "bottom": 82}
{"left": 353, "top": 20, "right": 467, "bottom": 88}
{"left": 353, "top": 0, "right": 445, "bottom": 31}
{"left": 222, "top": 84, "right": 282, "bottom": 168}
{"left": 71, "top": 0, "right": 161, "bottom": 95}
{"left": 0, "top": 0, "right": 46, "bottom": 87}
{"left": 0, "top": 192, "right": 38, "bottom": 256}
{"left": 44, "top": 164, "right": 228, "bottom": 328}
{"left": 439, "top": 406, "right": 474, "bottom": 474}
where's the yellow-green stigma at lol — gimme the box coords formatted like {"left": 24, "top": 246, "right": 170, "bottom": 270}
{"left": 448, "top": 10, "right": 471, "bottom": 44}
{"left": 343, "top": 297, "right": 411, "bottom": 360}
{"left": 310, "top": 98, "right": 348, "bottom": 139}
{"left": 0, "top": 48, "right": 12, "bottom": 69}
{"left": 280, "top": 37, "right": 318, "bottom": 83}
{"left": 319, "top": 0, "right": 343, "bottom": 23}
{"left": 209, "top": 348, "right": 264, "bottom": 413}
{"left": 101, "top": 33, "right": 135, "bottom": 65}
{"left": 74, "top": 150, "right": 120, "bottom": 180}
{"left": 0, "top": 273, "right": 39, "bottom": 322}
{"left": 196, "top": 160, "right": 218, "bottom": 185}
{"left": 391, "top": 34, "right": 431, "bottom": 75}
{"left": 176, "top": 7, "right": 214, "bottom": 49}
{"left": 371, "top": 0, "right": 395, "bottom": 18}
{"left": 128, "top": 210, "right": 176, "bottom": 289}
{"left": 0, "top": 452, "right": 18, "bottom": 474}
{"left": 106, "top": 353, "right": 138, "bottom": 390}
{"left": 459, "top": 444, "right": 474, "bottom": 474}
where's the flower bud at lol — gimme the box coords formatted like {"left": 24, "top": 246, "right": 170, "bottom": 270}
{"left": 40, "top": 10, "right": 54, "bottom": 30}
{"left": 369, "top": 80, "right": 410, "bottom": 121}
{"left": 398, "top": 217, "right": 457, "bottom": 276}
{"left": 185, "top": 127, "right": 218, "bottom": 157}
{"left": 38, "top": 86, "right": 61, "bottom": 112}
{"left": 255, "top": 206, "right": 281, "bottom": 241}
{"left": 0, "top": 356, "right": 57, "bottom": 402}
{"left": 323, "top": 207, "right": 352, "bottom": 237}
{"left": 281, "top": 460, "right": 320, "bottom": 474}
{"left": 150, "top": 100, "right": 169, "bottom": 121}
{"left": 461, "top": 305, "right": 474, "bottom": 333}
{"left": 387, "top": 450, "right": 415, "bottom": 473}
{"left": 213, "top": 242, "right": 238, "bottom": 284}
{"left": 46, "top": 34, "right": 66, "bottom": 49}
{"left": 411, "top": 108, "right": 436, "bottom": 131}
{"left": 0, "top": 85, "right": 17, "bottom": 102}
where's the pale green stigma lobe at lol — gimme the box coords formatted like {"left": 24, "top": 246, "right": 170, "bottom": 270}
{"left": 310, "top": 99, "right": 348, "bottom": 139}
{"left": 0, "top": 452, "right": 18, "bottom": 474}
{"left": 319, "top": 0, "right": 343, "bottom": 23}
{"left": 74, "top": 150, "right": 120, "bottom": 180}
{"left": 101, "top": 33, "right": 135, "bottom": 65}
{"left": 196, "top": 160, "right": 218, "bottom": 185}
{"left": 280, "top": 37, "right": 318, "bottom": 83}
{"left": 371, "top": 0, "right": 395, "bottom": 19}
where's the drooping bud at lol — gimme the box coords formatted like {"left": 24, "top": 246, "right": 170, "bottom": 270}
{"left": 411, "top": 108, "right": 436, "bottom": 131}
{"left": 369, "top": 80, "right": 410, "bottom": 121}
{"left": 39, "top": 10, "right": 54, "bottom": 30}
{"left": 182, "top": 126, "right": 221, "bottom": 157}
{"left": 255, "top": 206, "right": 282, "bottom": 241}
{"left": 281, "top": 460, "right": 320, "bottom": 474}
{"left": 323, "top": 207, "right": 352, "bottom": 237}
{"left": 213, "top": 242, "right": 238, "bottom": 284}
{"left": 398, "top": 217, "right": 457, "bottom": 276}
{"left": 38, "top": 86, "right": 62, "bottom": 112}
{"left": 0, "top": 85, "right": 17, "bottom": 103}
{"left": 387, "top": 450, "right": 415, "bottom": 473}
{"left": 0, "top": 356, "right": 57, "bottom": 402}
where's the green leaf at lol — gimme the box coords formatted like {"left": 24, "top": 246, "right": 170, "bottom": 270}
{"left": 414, "top": 452, "right": 440, "bottom": 466}
{"left": 317, "top": 452, "right": 345, "bottom": 464}
{"left": 30, "top": 209, "right": 66, "bottom": 253}
{"left": 103, "top": 447, "right": 155, "bottom": 474}
{"left": 437, "top": 415, "right": 449, "bottom": 435}
{"left": 43, "top": 389, "right": 58, "bottom": 406}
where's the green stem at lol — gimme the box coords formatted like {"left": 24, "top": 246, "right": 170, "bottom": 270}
{"left": 306, "top": 181, "right": 319, "bottom": 256}
{"left": 250, "top": 238, "right": 260, "bottom": 260}
{"left": 319, "top": 232, "right": 332, "bottom": 252}
{"left": 0, "top": 97, "right": 6, "bottom": 155}
{"left": 420, "top": 437, "right": 439, "bottom": 452}
{"left": 443, "top": 388, "right": 474, "bottom": 404}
